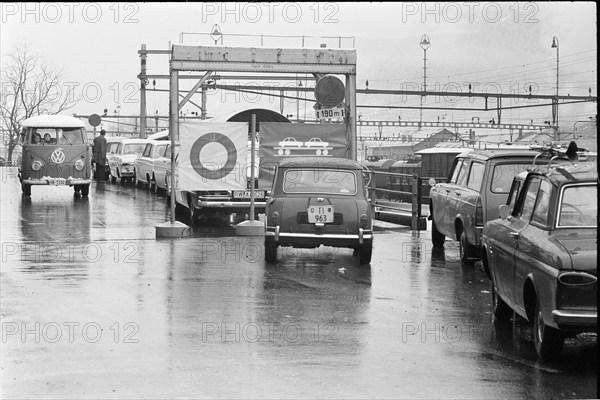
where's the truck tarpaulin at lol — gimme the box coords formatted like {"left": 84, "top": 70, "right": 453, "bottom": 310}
{"left": 259, "top": 122, "right": 347, "bottom": 189}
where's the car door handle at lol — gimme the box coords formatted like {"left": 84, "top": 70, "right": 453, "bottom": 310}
{"left": 509, "top": 231, "right": 520, "bottom": 239}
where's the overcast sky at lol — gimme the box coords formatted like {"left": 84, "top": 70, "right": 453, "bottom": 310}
{"left": 1, "top": 2, "right": 597, "bottom": 135}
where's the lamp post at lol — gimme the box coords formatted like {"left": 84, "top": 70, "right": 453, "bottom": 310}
{"left": 419, "top": 34, "right": 431, "bottom": 129}
{"left": 551, "top": 36, "right": 559, "bottom": 140}
{"left": 210, "top": 24, "right": 223, "bottom": 45}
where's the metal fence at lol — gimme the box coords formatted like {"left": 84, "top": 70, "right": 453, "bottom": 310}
{"left": 368, "top": 170, "right": 426, "bottom": 230}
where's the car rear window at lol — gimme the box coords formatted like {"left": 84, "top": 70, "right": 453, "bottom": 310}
{"left": 558, "top": 184, "right": 597, "bottom": 227}
{"left": 283, "top": 169, "right": 357, "bottom": 195}
{"left": 490, "top": 163, "right": 532, "bottom": 193}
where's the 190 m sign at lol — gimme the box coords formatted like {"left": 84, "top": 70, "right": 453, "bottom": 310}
{"left": 315, "top": 106, "right": 345, "bottom": 120}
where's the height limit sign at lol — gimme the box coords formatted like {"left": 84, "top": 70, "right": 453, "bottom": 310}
{"left": 315, "top": 106, "right": 346, "bottom": 120}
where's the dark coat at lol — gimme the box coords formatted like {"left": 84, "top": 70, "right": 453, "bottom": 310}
{"left": 92, "top": 135, "right": 107, "bottom": 164}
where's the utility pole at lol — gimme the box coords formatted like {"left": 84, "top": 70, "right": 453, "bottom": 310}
{"left": 419, "top": 34, "right": 431, "bottom": 130}
{"left": 139, "top": 44, "right": 148, "bottom": 138}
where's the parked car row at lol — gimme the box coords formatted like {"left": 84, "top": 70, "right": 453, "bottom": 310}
{"left": 428, "top": 142, "right": 597, "bottom": 360}
{"left": 105, "top": 135, "right": 170, "bottom": 191}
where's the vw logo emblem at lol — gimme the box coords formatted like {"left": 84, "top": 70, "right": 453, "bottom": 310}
{"left": 50, "top": 148, "right": 66, "bottom": 164}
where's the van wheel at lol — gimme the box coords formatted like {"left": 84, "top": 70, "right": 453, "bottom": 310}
{"left": 81, "top": 184, "right": 90, "bottom": 197}
{"left": 459, "top": 231, "right": 475, "bottom": 265}
{"left": 534, "top": 297, "right": 564, "bottom": 359}
{"left": 431, "top": 217, "right": 445, "bottom": 247}
{"left": 265, "top": 243, "right": 278, "bottom": 263}
{"left": 22, "top": 184, "right": 31, "bottom": 197}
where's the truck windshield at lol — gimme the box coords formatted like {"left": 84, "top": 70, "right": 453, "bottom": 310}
{"left": 283, "top": 169, "right": 357, "bottom": 195}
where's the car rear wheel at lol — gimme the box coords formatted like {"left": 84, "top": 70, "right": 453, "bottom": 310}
{"left": 459, "top": 231, "right": 475, "bottom": 265}
{"left": 358, "top": 241, "right": 373, "bottom": 265}
{"left": 431, "top": 217, "right": 445, "bottom": 247}
{"left": 492, "top": 284, "right": 513, "bottom": 321}
{"left": 534, "top": 298, "right": 564, "bottom": 360}
{"left": 265, "top": 243, "right": 278, "bottom": 263}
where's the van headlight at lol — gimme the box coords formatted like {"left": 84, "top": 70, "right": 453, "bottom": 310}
{"left": 32, "top": 160, "right": 42, "bottom": 171}
{"left": 75, "top": 159, "right": 84, "bottom": 171}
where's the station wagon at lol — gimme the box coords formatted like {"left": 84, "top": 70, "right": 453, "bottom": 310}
{"left": 482, "top": 162, "right": 597, "bottom": 359}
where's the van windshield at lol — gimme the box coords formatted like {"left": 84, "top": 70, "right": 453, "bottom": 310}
{"left": 29, "top": 128, "right": 85, "bottom": 145}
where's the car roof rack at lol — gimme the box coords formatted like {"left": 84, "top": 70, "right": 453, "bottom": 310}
{"left": 529, "top": 141, "right": 584, "bottom": 170}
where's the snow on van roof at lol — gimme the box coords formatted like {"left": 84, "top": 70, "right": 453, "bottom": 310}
{"left": 21, "top": 115, "right": 86, "bottom": 128}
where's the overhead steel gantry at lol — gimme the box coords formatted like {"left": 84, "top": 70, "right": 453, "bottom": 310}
{"left": 167, "top": 45, "right": 358, "bottom": 158}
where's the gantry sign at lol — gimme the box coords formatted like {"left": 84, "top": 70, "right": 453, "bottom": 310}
{"left": 168, "top": 45, "right": 358, "bottom": 158}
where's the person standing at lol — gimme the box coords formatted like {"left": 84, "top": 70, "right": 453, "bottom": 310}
{"left": 92, "top": 129, "right": 108, "bottom": 181}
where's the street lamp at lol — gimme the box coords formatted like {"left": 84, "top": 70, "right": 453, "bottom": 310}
{"left": 210, "top": 24, "right": 223, "bottom": 45}
{"left": 419, "top": 34, "right": 431, "bottom": 129}
{"left": 551, "top": 36, "right": 559, "bottom": 140}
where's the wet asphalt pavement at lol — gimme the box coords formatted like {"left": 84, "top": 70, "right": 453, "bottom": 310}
{"left": 1, "top": 166, "right": 597, "bottom": 399}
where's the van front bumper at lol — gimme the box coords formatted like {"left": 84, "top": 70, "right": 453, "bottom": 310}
{"left": 23, "top": 177, "right": 92, "bottom": 186}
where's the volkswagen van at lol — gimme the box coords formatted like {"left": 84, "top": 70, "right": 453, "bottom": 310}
{"left": 18, "top": 115, "right": 92, "bottom": 196}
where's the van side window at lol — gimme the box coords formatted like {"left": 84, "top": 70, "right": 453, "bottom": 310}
{"left": 449, "top": 159, "right": 464, "bottom": 184}
{"left": 467, "top": 162, "right": 485, "bottom": 191}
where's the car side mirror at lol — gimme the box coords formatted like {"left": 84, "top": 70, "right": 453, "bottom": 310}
{"left": 428, "top": 178, "right": 436, "bottom": 186}
{"left": 499, "top": 205, "right": 510, "bottom": 220}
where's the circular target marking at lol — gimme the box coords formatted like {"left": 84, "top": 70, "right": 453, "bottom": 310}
{"left": 189, "top": 132, "right": 237, "bottom": 180}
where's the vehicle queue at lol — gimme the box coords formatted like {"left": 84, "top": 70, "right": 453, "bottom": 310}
{"left": 15, "top": 115, "right": 597, "bottom": 361}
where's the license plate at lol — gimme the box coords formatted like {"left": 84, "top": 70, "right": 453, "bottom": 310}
{"left": 308, "top": 205, "right": 334, "bottom": 223}
{"left": 233, "top": 190, "right": 265, "bottom": 199}
{"left": 48, "top": 178, "right": 66, "bottom": 185}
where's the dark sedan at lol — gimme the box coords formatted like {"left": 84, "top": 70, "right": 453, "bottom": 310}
{"left": 481, "top": 162, "right": 597, "bottom": 360}
{"left": 264, "top": 157, "right": 374, "bottom": 265}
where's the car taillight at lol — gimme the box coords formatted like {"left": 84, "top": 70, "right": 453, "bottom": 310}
{"left": 271, "top": 211, "right": 279, "bottom": 226}
{"left": 32, "top": 160, "right": 42, "bottom": 171}
{"left": 75, "top": 159, "right": 84, "bottom": 171}
{"left": 475, "top": 198, "right": 483, "bottom": 226}
{"left": 360, "top": 214, "right": 370, "bottom": 229}
{"left": 558, "top": 272, "right": 597, "bottom": 286}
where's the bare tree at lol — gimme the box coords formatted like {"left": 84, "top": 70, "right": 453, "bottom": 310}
{"left": 1, "top": 45, "right": 78, "bottom": 162}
